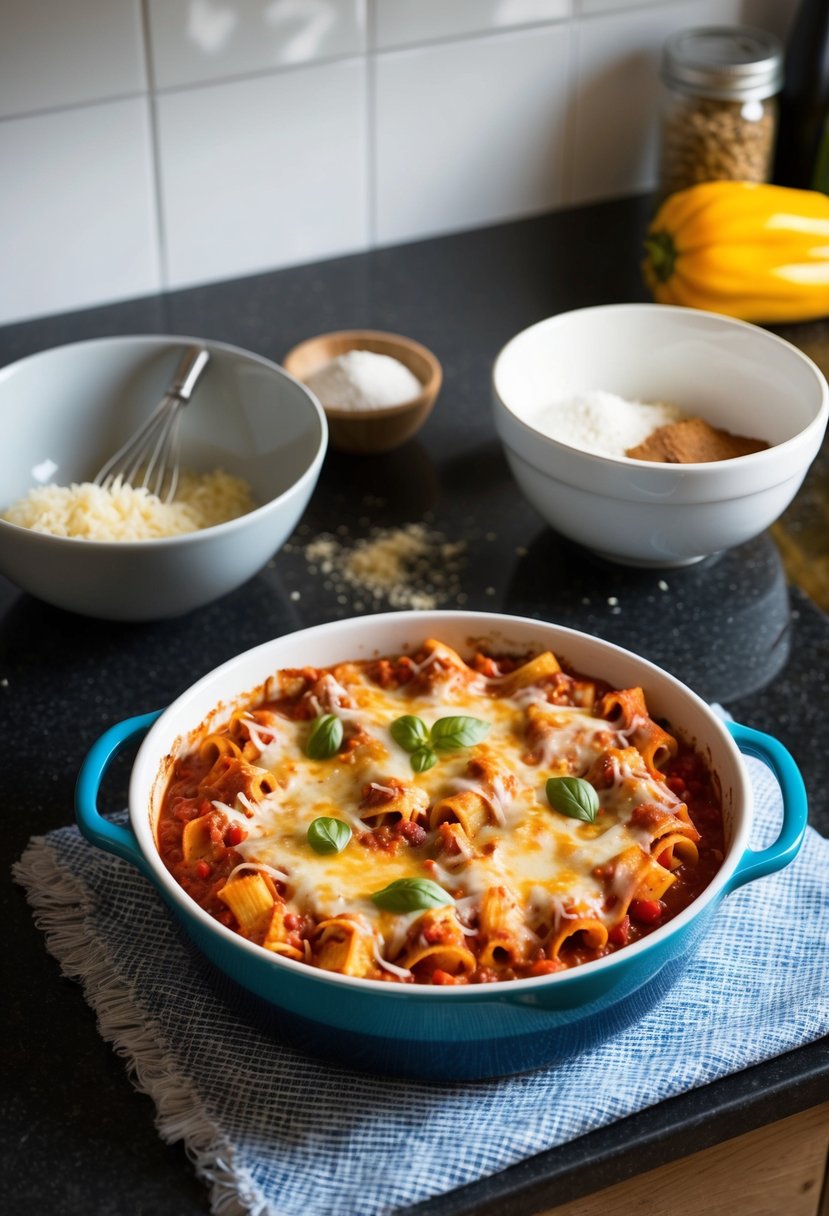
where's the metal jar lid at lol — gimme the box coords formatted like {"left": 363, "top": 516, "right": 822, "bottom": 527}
{"left": 662, "top": 25, "right": 783, "bottom": 101}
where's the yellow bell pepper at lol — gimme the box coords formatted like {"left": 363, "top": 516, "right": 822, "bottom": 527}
{"left": 642, "top": 180, "right": 829, "bottom": 324}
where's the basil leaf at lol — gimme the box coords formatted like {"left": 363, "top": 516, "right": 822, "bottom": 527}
{"left": 371, "top": 877, "right": 454, "bottom": 913}
{"left": 390, "top": 714, "right": 430, "bottom": 753}
{"left": 430, "top": 715, "right": 490, "bottom": 751}
{"left": 306, "top": 713, "right": 343, "bottom": 760}
{"left": 411, "top": 745, "right": 437, "bottom": 773}
{"left": 307, "top": 816, "right": 352, "bottom": 855}
{"left": 546, "top": 776, "right": 599, "bottom": 823}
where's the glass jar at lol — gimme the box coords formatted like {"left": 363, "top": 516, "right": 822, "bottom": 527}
{"left": 658, "top": 26, "right": 783, "bottom": 200}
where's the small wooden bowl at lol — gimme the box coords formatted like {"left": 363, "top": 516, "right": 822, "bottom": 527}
{"left": 282, "top": 329, "right": 442, "bottom": 454}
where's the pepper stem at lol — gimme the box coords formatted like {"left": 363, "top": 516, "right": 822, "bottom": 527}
{"left": 643, "top": 231, "right": 677, "bottom": 283}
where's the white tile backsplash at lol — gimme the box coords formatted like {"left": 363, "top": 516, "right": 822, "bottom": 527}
{"left": 577, "top": 0, "right": 794, "bottom": 29}
{"left": 147, "top": 0, "right": 367, "bottom": 90}
{"left": 0, "top": 0, "right": 146, "bottom": 119}
{"left": 372, "top": 0, "right": 571, "bottom": 49}
{"left": 575, "top": 0, "right": 680, "bottom": 14}
{"left": 374, "top": 25, "right": 572, "bottom": 245}
{"left": 0, "top": 0, "right": 798, "bottom": 323}
{"left": 0, "top": 99, "right": 160, "bottom": 326}
{"left": 156, "top": 60, "right": 369, "bottom": 288}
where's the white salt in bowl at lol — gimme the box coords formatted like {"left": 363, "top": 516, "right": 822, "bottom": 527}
{"left": 492, "top": 303, "right": 829, "bottom": 567}
{"left": 282, "top": 330, "right": 442, "bottom": 454}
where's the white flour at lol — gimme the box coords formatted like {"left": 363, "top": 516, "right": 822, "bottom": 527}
{"left": 534, "top": 389, "right": 685, "bottom": 457}
{"left": 306, "top": 349, "right": 422, "bottom": 411}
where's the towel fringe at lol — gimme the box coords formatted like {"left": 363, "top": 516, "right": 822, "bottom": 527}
{"left": 13, "top": 837, "right": 271, "bottom": 1216}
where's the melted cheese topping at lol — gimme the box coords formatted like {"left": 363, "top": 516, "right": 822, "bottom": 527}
{"left": 189, "top": 653, "right": 691, "bottom": 967}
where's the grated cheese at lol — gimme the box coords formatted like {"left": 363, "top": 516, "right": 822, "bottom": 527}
{"left": 534, "top": 390, "right": 685, "bottom": 458}
{"left": 2, "top": 469, "right": 255, "bottom": 541}
{"left": 304, "top": 523, "right": 466, "bottom": 611}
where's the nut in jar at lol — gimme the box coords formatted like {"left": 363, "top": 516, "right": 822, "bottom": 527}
{"left": 659, "top": 26, "right": 783, "bottom": 199}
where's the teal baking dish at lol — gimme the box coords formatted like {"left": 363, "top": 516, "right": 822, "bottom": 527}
{"left": 75, "top": 611, "right": 807, "bottom": 1079}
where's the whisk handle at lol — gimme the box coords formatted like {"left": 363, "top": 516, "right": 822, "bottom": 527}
{"left": 170, "top": 344, "right": 211, "bottom": 401}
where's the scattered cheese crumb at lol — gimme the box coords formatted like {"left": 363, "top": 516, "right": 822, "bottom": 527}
{"left": 304, "top": 523, "right": 465, "bottom": 610}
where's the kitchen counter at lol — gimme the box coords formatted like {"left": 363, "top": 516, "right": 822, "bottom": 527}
{"left": 2, "top": 195, "right": 827, "bottom": 1215}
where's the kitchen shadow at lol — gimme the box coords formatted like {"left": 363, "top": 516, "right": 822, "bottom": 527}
{"left": 436, "top": 439, "right": 511, "bottom": 496}
{"left": 0, "top": 567, "right": 307, "bottom": 704}
{"left": 502, "top": 529, "right": 791, "bottom": 704}
{"left": 312, "top": 438, "right": 440, "bottom": 526}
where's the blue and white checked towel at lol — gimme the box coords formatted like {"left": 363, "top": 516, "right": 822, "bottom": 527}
{"left": 14, "top": 754, "right": 829, "bottom": 1216}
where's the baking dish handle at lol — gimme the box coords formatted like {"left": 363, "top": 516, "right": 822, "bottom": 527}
{"left": 75, "top": 710, "right": 163, "bottom": 878}
{"left": 724, "top": 721, "right": 807, "bottom": 893}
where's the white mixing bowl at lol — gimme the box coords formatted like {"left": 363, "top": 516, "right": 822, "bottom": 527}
{"left": 0, "top": 335, "right": 327, "bottom": 619}
{"left": 492, "top": 304, "right": 828, "bottom": 567}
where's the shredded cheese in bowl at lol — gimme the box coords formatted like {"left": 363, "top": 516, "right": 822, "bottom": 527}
{"left": 1, "top": 469, "right": 255, "bottom": 541}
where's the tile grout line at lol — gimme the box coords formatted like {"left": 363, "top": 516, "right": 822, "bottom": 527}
{"left": 366, "top": 1, "right": 377, "bottom": 247}
{"left": 562, "top": 15, "right": 578, "bottom": 208}
{"left": 0, "top": 16, "right": 577, "bottom": 124}
{"left": 139, "top": 0, "right": 170, "bottom": 290}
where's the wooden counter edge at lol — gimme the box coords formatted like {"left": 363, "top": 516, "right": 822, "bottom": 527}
{"left": 536, "top": 1101, "right": 829, "bottom": 1216}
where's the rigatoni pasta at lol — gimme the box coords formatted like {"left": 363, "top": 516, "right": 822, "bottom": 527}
{"left": 156, "top": 638, "right": 724, "bottom": 984}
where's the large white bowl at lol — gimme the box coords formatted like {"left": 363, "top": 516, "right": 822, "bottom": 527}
{"left": 0, "top": 335, "right": 327, "bottom": 620}
{"left": 492, "top": 304, "right": 829, "bottom": 567}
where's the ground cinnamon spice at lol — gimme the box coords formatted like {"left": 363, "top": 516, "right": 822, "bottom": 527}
{"left": 626, "top": 417, "right": 769, "bottom": 463}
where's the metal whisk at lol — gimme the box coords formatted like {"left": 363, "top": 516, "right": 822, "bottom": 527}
{"left": 94, "top": 344, "right": 211, "bottom": 503}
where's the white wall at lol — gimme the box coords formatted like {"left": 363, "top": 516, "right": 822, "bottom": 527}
{"left": 0, "top": 0, "right": 796, "bottom": 325}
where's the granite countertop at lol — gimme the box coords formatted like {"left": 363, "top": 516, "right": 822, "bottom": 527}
{"left": 2, "top": 195, "right": 827, "bottom": 1214}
